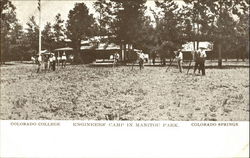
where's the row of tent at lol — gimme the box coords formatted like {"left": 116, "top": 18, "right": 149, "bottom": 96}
{"left": 53, "top": 41, "right": 213, "bottom": 53}
{"left": 37, "top": 41, "right": 213, "bottom": 62}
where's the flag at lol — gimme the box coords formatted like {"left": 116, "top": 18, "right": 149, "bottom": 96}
{"left": 38, "top": 0, "right": 41, "bottom": 11}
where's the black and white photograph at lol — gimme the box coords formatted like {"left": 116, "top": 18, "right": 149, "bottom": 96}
{"left": 0, "top": 0, "right": 249, "bottom": 157}
{"left": 1, "top": 0, "right": 249, "bottom": 121}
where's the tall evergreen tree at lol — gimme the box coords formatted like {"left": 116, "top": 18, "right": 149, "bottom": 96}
{"left": 1, "top": 0, "right": 19, "bottom": 62}
{"left": 201, "top": 0, "right": 248, "bottom": 66}
{"left": 66, "top": 3, "right": 95, "bottom": 64}
{"left": 112, "top": 0, "right": 146, "bottom": 45}
{"left": 42, "top": 22, "right": 54, "bottom": 51}
{"left": 106, "top": 0, "right": 147, "bottom": 61}
{"left": 25, "top": 16, "right": 39, "bottom": 55}
{"left": 53, "top": 13, "right": 66, "bottom": 49}
{"left": 153, "top": 0, "right": 183, "bottom": 64}
{"left": 93, "top": 0, "right": 113, "bottom": 37}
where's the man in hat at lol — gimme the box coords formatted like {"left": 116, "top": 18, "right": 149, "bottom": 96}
{"left": 193, "top": 49, "right": 202, "bottom": 75}
{"left": 114, "top": 53, "right": 120, "bottom": 63}
{"left": 138, "top": 51, "right": 145, "bottom": 70}
{"left": 50, "top": 54, "right": 56, "bottom": 71}
{"left": 199, "top": 47, "right": 207, "bottom": 75}
{"left": 44, "top": 54, "right": 49, "bottom": 71}
{"left": 151, "top": 51, "right": 157, "bottom": 65}
{"left": 49, "top": 54, "right": 53, "bottom": 70}
{"left": 37, "top": 55, "right": 42, "bottom": 73}
{"left": 175, "top": 49, "right": 183, "bottom": 73}
{"left": 61, "top": 52, "right": 67, "bottom": 68}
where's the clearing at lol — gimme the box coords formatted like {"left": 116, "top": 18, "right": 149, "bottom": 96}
{"left": 0, "top": 62, "right": 249, "bottom": 120}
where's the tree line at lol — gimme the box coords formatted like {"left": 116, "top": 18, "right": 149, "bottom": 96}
{"left": 1, "top": 0, "right": 249, "bottom": 66}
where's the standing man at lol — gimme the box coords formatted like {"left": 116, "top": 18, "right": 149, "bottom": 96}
{"left": 138, "top": 51, "right": 145, "bottom": 70}
{"left": 61, "top": 52, "right": 67, "bottom": 68}
{"left": 112, "top": 53, "right": 119, "bottom": 67}
{"left": 115, "top": 53, "right": 120, "bottom": 63}
{"left": 51, "top": 54, "right": 56, "bottom": 71}
{"left": 199, "top": 47, "right": 207, "bottom": 75}
{"left": 57, "top": 55, "right": 61, "bottom": 66}
{"left": 151, "top": 51, "right": 157, "bottom": 65}
{"left": 69, "top": 55, "right": 74, "bottom": 64}
{"left": 176, "top": 49, "right": 183, "bottom": 73}
{"left": 37, "top": 55, "right": 42, "bottom": 73}
{"left": 49, "top": 54, "right": 53, "bottom": 70}
{"left": 44, "top": 54, "right": 49, "bottom": 71}
{"left": 193, "top": 49, "right": 201, "bottom": 75}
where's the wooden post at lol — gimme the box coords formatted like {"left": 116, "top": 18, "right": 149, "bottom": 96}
{"left": 218, "top": 42, "right": 222, "bottom": 67}
{"left": 57, "top": 51, "right": 59, "bottom": 66}
{"left": 38, "top": 0, "right": 42, "bottom": 56}
{"left": 218, "top": 0, "right": 223, "bottom": 67}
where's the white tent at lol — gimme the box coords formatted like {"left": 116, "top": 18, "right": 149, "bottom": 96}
{"left": 96, "top": 43, "right": 120, "bottom": 50}
{"left": 40, "top": 50, "right": 53, "bottom": 55}
{"left": 182, "top": 42, "right": 213, "bottom": 51}
{"left": 54, "top": 47, "right": 73, "bottom": 51}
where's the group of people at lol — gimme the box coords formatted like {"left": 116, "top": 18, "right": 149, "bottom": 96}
{"left": 110, "top": 53, "right": 120, "bottom": 67}
{"left": 110, "top": 53, "right": 120, "bottom": 62}
{"left": 175, "top": 47, "right": 207, "bottom": 75}
{"left": 35, "top": 49, "right": 207, "bottom": 75}
{"left": 193, "top": 48, "right": 207, "bottom": 75}
{"left": 36, "top": 52, "right": 67, "bottom": 73}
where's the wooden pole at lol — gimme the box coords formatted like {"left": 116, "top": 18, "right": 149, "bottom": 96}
{"left": 38, "top": 0, "right": 42, "bottom": 56}
{"left": 218, "top": 0, "right": 223, "bottom": 67}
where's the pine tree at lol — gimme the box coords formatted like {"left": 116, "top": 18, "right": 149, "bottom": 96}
{"left": 42, "top": 22, "right": 54, "bottom": 51}
{"left": 1, "top": 0, "right": 19, "bottom": 62}
{"left": 66, "top": 3, "right": 95, "bottom": 64}
{"left": 25, "top": 16, "right": 39, "bottom": 55}
{"left": 153, "top": 0, "right": 183, "bottom": 64}
{"left": 93, "top": 0, "right": 113, "bottom": 37}
{"left": 203, "top": 0, "right": 249, "bottom": 66}
{"left": 53, "top": 13, "right": 66, "bottom": 49}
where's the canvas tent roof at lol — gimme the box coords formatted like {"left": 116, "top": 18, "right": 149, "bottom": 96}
{"left": 40, "top": 50, "right": 53, "bottom": 55}
{"left": 64, "top": 36, "right": 111, "bottom": 44}
{"left": 80, "top": 45, "right": 94, "bottom": 50}
{"left": 81, "top": 43, "right": 120, "bottom": 51}
{"left": 96, "top": 43, "right": 120, "bottom": 50}
{"left": 54, "top": 43, "right": 120, "bottom": 52}
{"left": 54, "top": 47, "right": 73, "bottom": 51}
{"left": 182, "top": 42, "right": 213, "bottom": 51}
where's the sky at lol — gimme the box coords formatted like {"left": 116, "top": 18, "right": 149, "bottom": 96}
{"left": 12, "top": 0, "right": 95, "bottom": 30}
{"left": 11, "top": 0, "right": 163, "bottom": 30}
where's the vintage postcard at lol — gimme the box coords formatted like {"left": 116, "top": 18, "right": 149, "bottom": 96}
{"left": 0, "top": 0, "right": 249, "bottom": 157}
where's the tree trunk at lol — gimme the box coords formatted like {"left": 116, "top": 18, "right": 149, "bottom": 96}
{"left": 218, "top": 43, "right": 222, "bottom": 67}
{"left": 196, "top": 23, "right": 199, "bottom": 50}
{"left": 246, "top": 40, "right": 249, "bottom": 60}
{"left": 127, "top": 43, "right": 131, "bottom": 62}
{"left": 243, "top": 40, "right": 248, "bottom": 61}
{"left": 124, "top": 43, "right": 128, "bottom": 63}
{"left": 73, "top": 40, "right": 82, "bottom": 64}
{"left": 236, "top": 51, "right": 239, "bottom": 62}
{"left": 120, "top": 42, "right": 122, "bottom": 60}
{"left": 120, "top": 42, "right": 125, "bottom": 62}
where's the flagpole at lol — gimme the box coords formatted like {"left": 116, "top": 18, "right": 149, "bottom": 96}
{"left": 38, "top": 0, "right": 42, "bottom": 56}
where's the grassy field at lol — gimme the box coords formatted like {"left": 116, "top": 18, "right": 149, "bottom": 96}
{"left": 0, "top": 62, "right": 249, "bottom": 120}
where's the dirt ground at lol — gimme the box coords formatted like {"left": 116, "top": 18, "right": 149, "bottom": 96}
{"left": 0, "top": 62, "right": 249, "bottom": 120}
